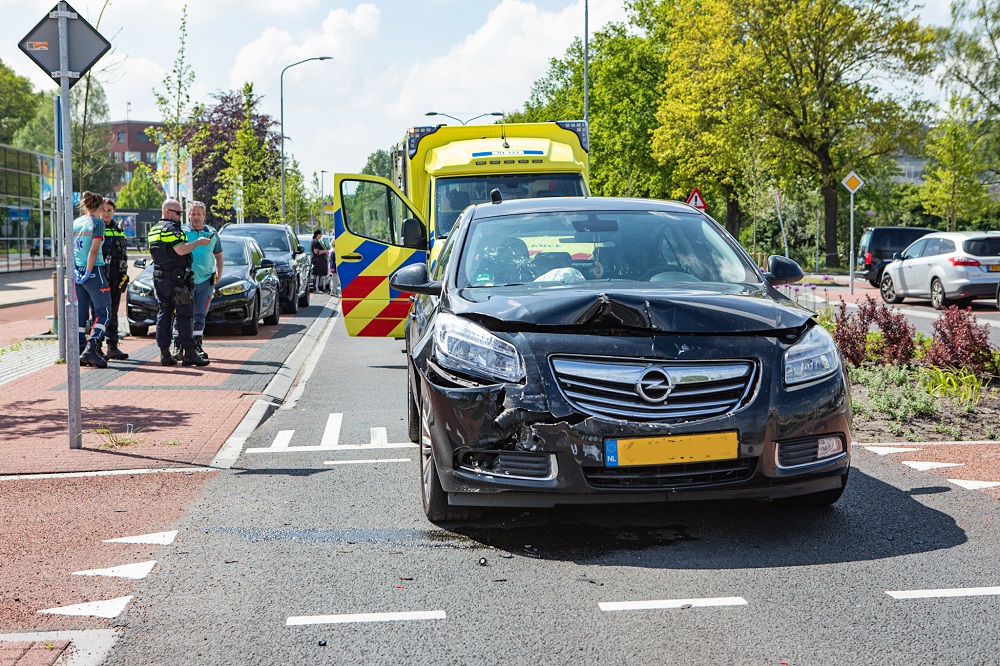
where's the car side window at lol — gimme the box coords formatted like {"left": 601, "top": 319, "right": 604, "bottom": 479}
{"left": 341, "top": 180, "right": 393, "bottom": 244}
{"left": 902, "top": 239, "right": 927, "bottom": 260}
{"left": 939, "top": 239, "right": 955, "bottom": 254}
{"left": 920, "top": 239, "right": 941, "bottom": 257}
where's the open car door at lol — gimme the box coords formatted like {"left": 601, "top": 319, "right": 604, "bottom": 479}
{"left": 332, "top": 174, "right": 428, "bottom": 337}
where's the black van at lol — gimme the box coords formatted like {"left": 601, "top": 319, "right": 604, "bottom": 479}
{"left": 858, "top": 226, "right": 936, "bottom": 287}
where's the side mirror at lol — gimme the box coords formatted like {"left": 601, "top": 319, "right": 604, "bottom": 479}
{"left": 294, "top": 246, "right": 306, "bottom": 255}
{"left": 133, "top": 258, "right": 147, "bottom": 268}
{"left": 893, "top": 252, "right": 902, "bottom": 261}
{"left": 764, "top": 255, "right": 803, "bottom": 286}
{"left": 389, "top": 263, "right": 441, "bottom": 296}
{"left": 259, "top": 258, "right": 275, "bottom": 269}
{"left": 401, "top": 218, "right": 427, "bottom": 249}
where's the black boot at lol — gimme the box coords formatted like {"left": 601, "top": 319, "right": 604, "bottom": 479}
{"left": 94, "top": 340, "right": 108, "bottom": 362}
{"left": 106, "top": 340, "right": 129, "bottom": 360}
{"left": 194, "top": 335, "right": 208, "bottom": 361}
{"left": 160, "top": 346, "right": 178, "bottom": 366}
{"left": 80, "top": 340, "right": 108, "bottom": 368}
{"left": 181, "top": 347, "right": 210, "bottom": 367}
{"left": 171, "top": 338, "right": 183, "bottom": 361}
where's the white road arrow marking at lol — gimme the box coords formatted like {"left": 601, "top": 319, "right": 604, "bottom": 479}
{"left": 865, "top": 446, "right": 922, "bottom": 456}
{"left": 948, "top": 479, "right": 1000, "bottom": 490}
{"left": 38, "top": 596, "right": 132, "bottom": 618}
{"left": 104, "top": 530, "right": 177, "bottom": 545}
{"left": 902, "top": 461, "right": 964, "bottom": 471}
{"left": 286, "top": 610, "right": 447, "bottom": 625}
{"left": 72, "top": 560, "right": 156, "bottom": 580}
{"left": 599, "top": 597, "right": 747, "bottom": 611}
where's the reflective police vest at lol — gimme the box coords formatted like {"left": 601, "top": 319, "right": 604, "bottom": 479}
{"left": 103, "top": 222, "right": 129, "bottom": 279}
{"left": 147, "top": 220, "right": 192, "bottom": 275}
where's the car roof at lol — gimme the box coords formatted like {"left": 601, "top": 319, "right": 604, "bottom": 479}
{"left": 865, "top": 226, "right": 936, "bottom": 233}
{"left": 920, "top": 230, "right": 1000, "bottom": 239}
{"left": 221, "top": 223, "right": 292, "bottom": 231}
{"left": 468, "top": 196, "right": 700, "bottom": 220}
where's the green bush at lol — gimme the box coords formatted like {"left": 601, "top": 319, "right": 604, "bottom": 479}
{"left": 851, "top": 364, "right": 938, "bottom": 420}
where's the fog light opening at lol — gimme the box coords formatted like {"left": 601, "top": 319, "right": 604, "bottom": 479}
{"left": 817, "top": 436, "right": 843, "bottom": 459}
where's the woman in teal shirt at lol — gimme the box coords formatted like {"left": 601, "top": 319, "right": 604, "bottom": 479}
{"left": 72, "top": 191, "right": 111, "bottom": 368}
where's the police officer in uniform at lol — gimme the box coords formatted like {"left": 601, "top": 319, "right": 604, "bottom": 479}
{"left": 148, "top": 199, "right": 212, "bottom": 367}
{"left": 98, "top": 198, "right": 130, "bottom": 360}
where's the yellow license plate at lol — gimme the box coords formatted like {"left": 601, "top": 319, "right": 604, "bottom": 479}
{"left": 989, "top": 265, "right": 1000, "bottom": 272}
{"left": 605, "top": 432, "right": 739, "bottom": 467}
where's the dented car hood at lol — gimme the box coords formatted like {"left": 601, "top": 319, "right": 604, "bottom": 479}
{"left": 450, "top": 284, "right": 813, "bottom": 335}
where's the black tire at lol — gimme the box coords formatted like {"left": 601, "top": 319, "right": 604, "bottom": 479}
{"left": 880, "top": 274, "right": 904, "bottom": 304}
{"left": 241, "top": 296, "right": 260, "bottom": 336}
{"left": 775, "top": 471, "right": 849, "bottom": 508}
{"left": 996, "top": 285, "right": 1000, "bottom": 312}
{"left": 298, "top": 280, "right": 310, "bottom": 308}
{"left": 129, "top": 324, "right": 148, "bottom": 337}
{"left": 263, "top": 293, "right": 280, "bottom": 326}
{"left": 407, "top": 369, "right": 419, "bottom": 443}
{"left": 930, "top": 278, "right": 950, "bottom": 310}
{"left": 868, "top": 279, "right": 879, "bottom": 288}
{"left": 419, "top": 390, "right": 479, "bottom": 522}
{"left": 282, "top": 282, "right": 299, "bottom": 314}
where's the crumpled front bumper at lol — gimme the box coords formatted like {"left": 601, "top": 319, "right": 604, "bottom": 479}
{"left": 417, "top": 331, "right": 852, "bottom": 508}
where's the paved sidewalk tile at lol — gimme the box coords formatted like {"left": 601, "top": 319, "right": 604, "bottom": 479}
{"left": 0, "top": 640, "right": 70, "bottom": 666}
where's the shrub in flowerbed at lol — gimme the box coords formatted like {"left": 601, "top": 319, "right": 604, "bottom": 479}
{"left": 923, "top": 306, "right": 1000, "bottom": 377}
{"left": 832, "top": 295, "right": 916, "bottom": 366}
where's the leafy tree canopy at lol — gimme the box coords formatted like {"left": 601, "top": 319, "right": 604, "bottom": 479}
{"left": 0, "top": 59, "right": 41, "bottom": 145}
{"left": 116, "top": 162, "right": 164, "bottom": 210}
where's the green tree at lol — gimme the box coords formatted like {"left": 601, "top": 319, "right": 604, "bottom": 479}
{"left": 215, "top": 83, "right": 277, "bottom": 223}
{"left": 361, "top": 149, "right": 392, "bottom": 180}
{"left": 12, "top": 91, "right": 56, "bottom": 154}
{"left": 116, "top": 163, "right": 163, "bottom": 209}
{"left": 919, "top": 96, "right": 991, "bottom": 231}
{"left": 0, "top": 59, "right": 41, "bottom": 144}
{"left": 69, "top": 77, "right": 121, "bottom": 195}
{"left": 152, "top": 4, "right": 204, "bottom": 195}
{"left": 731, "top": 0, "right": 936, "bottom": 266}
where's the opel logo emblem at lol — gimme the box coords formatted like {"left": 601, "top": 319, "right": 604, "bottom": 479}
{"left": 635, "top": 368, "right": 673, "bottom": 404}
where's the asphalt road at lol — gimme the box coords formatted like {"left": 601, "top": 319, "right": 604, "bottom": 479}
{"left": 105, "top": 311, "right": 1000, "bottom": 665}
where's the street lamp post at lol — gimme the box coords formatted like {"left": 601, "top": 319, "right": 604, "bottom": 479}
{"left": 424, "top": 111, "right": 503, "bottom": 125}
{"left": 280, "top": 56, "right": 332, "bottom": 223}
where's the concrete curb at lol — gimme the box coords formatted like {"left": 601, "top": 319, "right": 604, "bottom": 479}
{"left": 209, "top": 297, "right": 338, "bottom": 469}
{"left": 0, "top": 297, "right": 52, "bottom": 309}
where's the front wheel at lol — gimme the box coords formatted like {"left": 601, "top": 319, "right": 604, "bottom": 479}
{"left": 263, "top": 292, "right": 280, "bottom": 326}
{"left": 930, "top": 278, "right": 950, "bottom": 310}
{"left": 282, "top": 282, "right": 299, "bottom": 314}
{"left": 407, "top": 369, "right": 419, "bottom": 443}
{"left": 880, "top": 275, "right": 904, "bottom": 304}
{"left": 241, "top": 296, "right": 260, "bottom": 336}
{"left": 419, "top": 391, "right": 479, "bottom": 522}
{"left": 298, "top": 278, "right": 310, "bottom": 308}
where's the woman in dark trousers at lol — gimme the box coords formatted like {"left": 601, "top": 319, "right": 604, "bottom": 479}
{"left": 311, "top": 229, "right": 330, "bottom": 293}
{"left": 97, "top": 198, "right": 129, "bottom": 359}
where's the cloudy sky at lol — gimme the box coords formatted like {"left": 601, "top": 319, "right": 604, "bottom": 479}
{"left": 3, "top": 0, "right": 953, "bottom": 193}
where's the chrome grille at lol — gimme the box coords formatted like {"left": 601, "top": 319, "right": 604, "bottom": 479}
{"left": 550, "top": 356, "right": 755, "bottom": 422}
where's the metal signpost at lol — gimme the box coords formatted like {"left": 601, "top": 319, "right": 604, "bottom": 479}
{"left": 19, "top": 2, "right": 111, "bottom": 449}
{"left": 774, "top": 190, "right": 789, "bottom": 258}
{"left": 842, "top": 172, "right": 865, "bottom": 296}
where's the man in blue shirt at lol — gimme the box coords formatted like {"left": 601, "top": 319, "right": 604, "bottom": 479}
{"left": 173, "top": 201, "right": 222, "bottom": 360}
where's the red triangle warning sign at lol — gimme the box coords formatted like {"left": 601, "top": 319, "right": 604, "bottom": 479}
{"left": 686, "top": 188, "right": 707, "bottom": 211}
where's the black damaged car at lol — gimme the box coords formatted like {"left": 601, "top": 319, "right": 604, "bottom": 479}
{"left": 390, "top": 196, "right": 852, "bottom": 521}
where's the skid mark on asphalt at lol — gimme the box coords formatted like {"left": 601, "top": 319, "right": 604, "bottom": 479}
{"left": 245, "top": 415, "right": 416, "bottom": 453}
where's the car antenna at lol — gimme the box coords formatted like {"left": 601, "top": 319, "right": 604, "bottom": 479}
{"left": 501, "top": 122, "right": 509, "bottom": 149}
{"left": 490, "top": 188, "right": 503, "bottom": 204}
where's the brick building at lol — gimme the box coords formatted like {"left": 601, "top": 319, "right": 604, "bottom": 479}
{"left": 107, "top": 120, "right": 164, "bottom": 193}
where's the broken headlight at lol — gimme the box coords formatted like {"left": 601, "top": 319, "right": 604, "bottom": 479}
{"left": 433, "top": 313, "right": 524, "bottom": 383}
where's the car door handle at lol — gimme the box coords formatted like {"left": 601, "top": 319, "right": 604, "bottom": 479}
{"left": 341, "top": 253, "right": 363, "bottom": 262}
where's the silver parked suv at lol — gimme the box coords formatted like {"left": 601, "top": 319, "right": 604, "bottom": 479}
{"left": 880, "top": 231, "right": 1000, "bottom": 309}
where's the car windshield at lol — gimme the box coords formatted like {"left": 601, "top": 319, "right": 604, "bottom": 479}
{"left": 221, "top": 240, "right": 249, "bottom": 266}
{"left": 434, "top": 174, "right": 586, "bottom": 237}
{"left": 457, "top": 210, "right": 759, "bottom": 289}
{"left": 963, "top": 237, "right": 1000, "bottom": 257}
{"left": 226, "top": 228, "right": 289, "bottom": 252}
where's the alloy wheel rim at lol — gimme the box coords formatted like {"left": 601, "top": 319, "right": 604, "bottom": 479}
{"left": 881, "top": 278, "right": 894, "bottom": 301}
{"left": 932, "top": 281, "right": 943, "bottom": 307}
{"left": 420, "top": 396, "right": 433, "bottom": 505}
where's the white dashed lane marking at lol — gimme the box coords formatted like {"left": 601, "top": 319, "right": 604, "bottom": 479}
{"left": 38, "top": 596, "right": 133, "bottom": 619}
{"left": 287, "top": 610, "right": 447, "bottom": 625}
{"left": 887, "top": 587, "right": 1000, "bottom": 600}
{"left": 72, "top": 561, "right": 156, "bottom": 580}
{"left": 104, "top": 530, "right": 178, "bottom": 545}
{"left": 948, "top": 479, "right": 1000, "bottom": 490}
{"left": 246, "top": 416, "right": 417, "bottom": 452}
{"left": 599, "top": 597, "right": 748, "bottom": 611}
{"left": 323, "top": 458, "right": 412, "bottom": 465}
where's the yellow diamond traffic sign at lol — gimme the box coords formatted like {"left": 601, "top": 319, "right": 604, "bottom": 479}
{"left": 842, "top": 171, "right": 864, "bottom": 194}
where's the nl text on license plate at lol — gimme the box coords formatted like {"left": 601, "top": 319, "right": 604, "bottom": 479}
{"left": 604, "top": 431, "right": 739, "bottom": 467}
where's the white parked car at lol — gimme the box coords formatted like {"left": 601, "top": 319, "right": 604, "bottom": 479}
{"left": 879, "top": 231, "right": 1000, "bottom": 309}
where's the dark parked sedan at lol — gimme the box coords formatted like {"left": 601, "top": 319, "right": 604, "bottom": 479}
{"left": 127, "top": 236, "right": 281, "bottom": 336}
{"left": 390, "top": 196, "right": 852, "bottom": 521}
{"left": 221, "top": 223, "right": 310, "bottom": 314}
